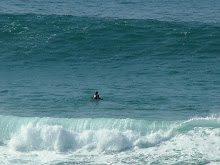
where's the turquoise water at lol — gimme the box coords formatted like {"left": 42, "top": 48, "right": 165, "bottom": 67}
{"left": 0, "top": 0, "right": 220, "bottom": 164}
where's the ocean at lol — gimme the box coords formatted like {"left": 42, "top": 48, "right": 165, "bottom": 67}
{"left": 0, "top": 0, "right": 220, "bottom": 164}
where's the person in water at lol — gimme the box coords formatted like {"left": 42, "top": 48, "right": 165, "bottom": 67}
{"left": 92, "top": 91, "right": 102, "bottom": 100}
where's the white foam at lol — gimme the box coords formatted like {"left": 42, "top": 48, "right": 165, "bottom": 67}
{"left": 8, "top": 122, "right": 173, "bottom": 153}
{"left": 9, "top": 123, "right": 76, "bottom": 152}
{"left": 1, "top": 116, "right": 219, "bottom": 164}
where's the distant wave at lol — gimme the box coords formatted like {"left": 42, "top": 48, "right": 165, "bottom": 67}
{"left": 0, "top": 0, "right": 220, "bottom": 23}
{"left": 0, "top": 14, "right": 219, "bottom": 67}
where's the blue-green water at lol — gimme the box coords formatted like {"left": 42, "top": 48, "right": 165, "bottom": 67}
{"left": 0, "top": 0, "right": 220, "bottom": 164}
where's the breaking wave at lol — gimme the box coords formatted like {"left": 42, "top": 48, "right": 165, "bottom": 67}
{"left": 0, "top": 115, "right": 219, "bottom": 153}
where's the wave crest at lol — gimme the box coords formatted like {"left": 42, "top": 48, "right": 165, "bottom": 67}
{"left": 0, "top": 115, "right": 219, "bottom": 153}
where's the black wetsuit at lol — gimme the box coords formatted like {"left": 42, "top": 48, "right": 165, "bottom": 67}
{"left": 93, "top": 94, "right": 100, "bottom": 100}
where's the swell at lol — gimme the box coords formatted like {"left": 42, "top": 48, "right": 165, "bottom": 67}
{"left": 0, "top": 14, "right": 219, "bottom": 67}
{"left": 1, "top": 0, "right": 220, "bottom": 24}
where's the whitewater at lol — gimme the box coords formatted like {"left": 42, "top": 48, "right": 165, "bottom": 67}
{"left": 0, "top": 115, "right": 219, "bottom": 164}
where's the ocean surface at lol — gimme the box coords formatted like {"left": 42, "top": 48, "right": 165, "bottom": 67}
{"left": 0, "top": 0, "right": 220, "bottom": 164}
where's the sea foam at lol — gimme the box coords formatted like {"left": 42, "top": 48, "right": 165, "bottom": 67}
{"left": 9, "top": 122, "right": 171, "bottom": 153}
{"left": 0, "top": 115, "right": 217, "bottom": 154}
{"left": 0, "top": 115, "right": 219, "bottom": 164}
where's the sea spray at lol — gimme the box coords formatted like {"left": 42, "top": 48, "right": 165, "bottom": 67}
{"left": 0, "top": 115, "right": 218, "bottom": 155}
{"left": 8, "top": 120, "right": 172, "bottom": 153}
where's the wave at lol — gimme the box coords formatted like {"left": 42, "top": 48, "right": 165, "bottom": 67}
{"left": 1, "top": 0, "right": 220, "bottom": 24}
{"left": 0, "top": 115, "right": 219, "bottom": 153}
{"left": 0, "top": 14, "right": 219, "bottom": 67}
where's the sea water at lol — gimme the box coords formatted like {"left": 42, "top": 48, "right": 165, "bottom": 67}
{"left": 0, "top": 0, "right": 220, "bottom": 164}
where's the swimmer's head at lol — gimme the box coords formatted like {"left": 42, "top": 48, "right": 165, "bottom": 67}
{"left": 95, "top": 91, "right": 98, "bottom": 94}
